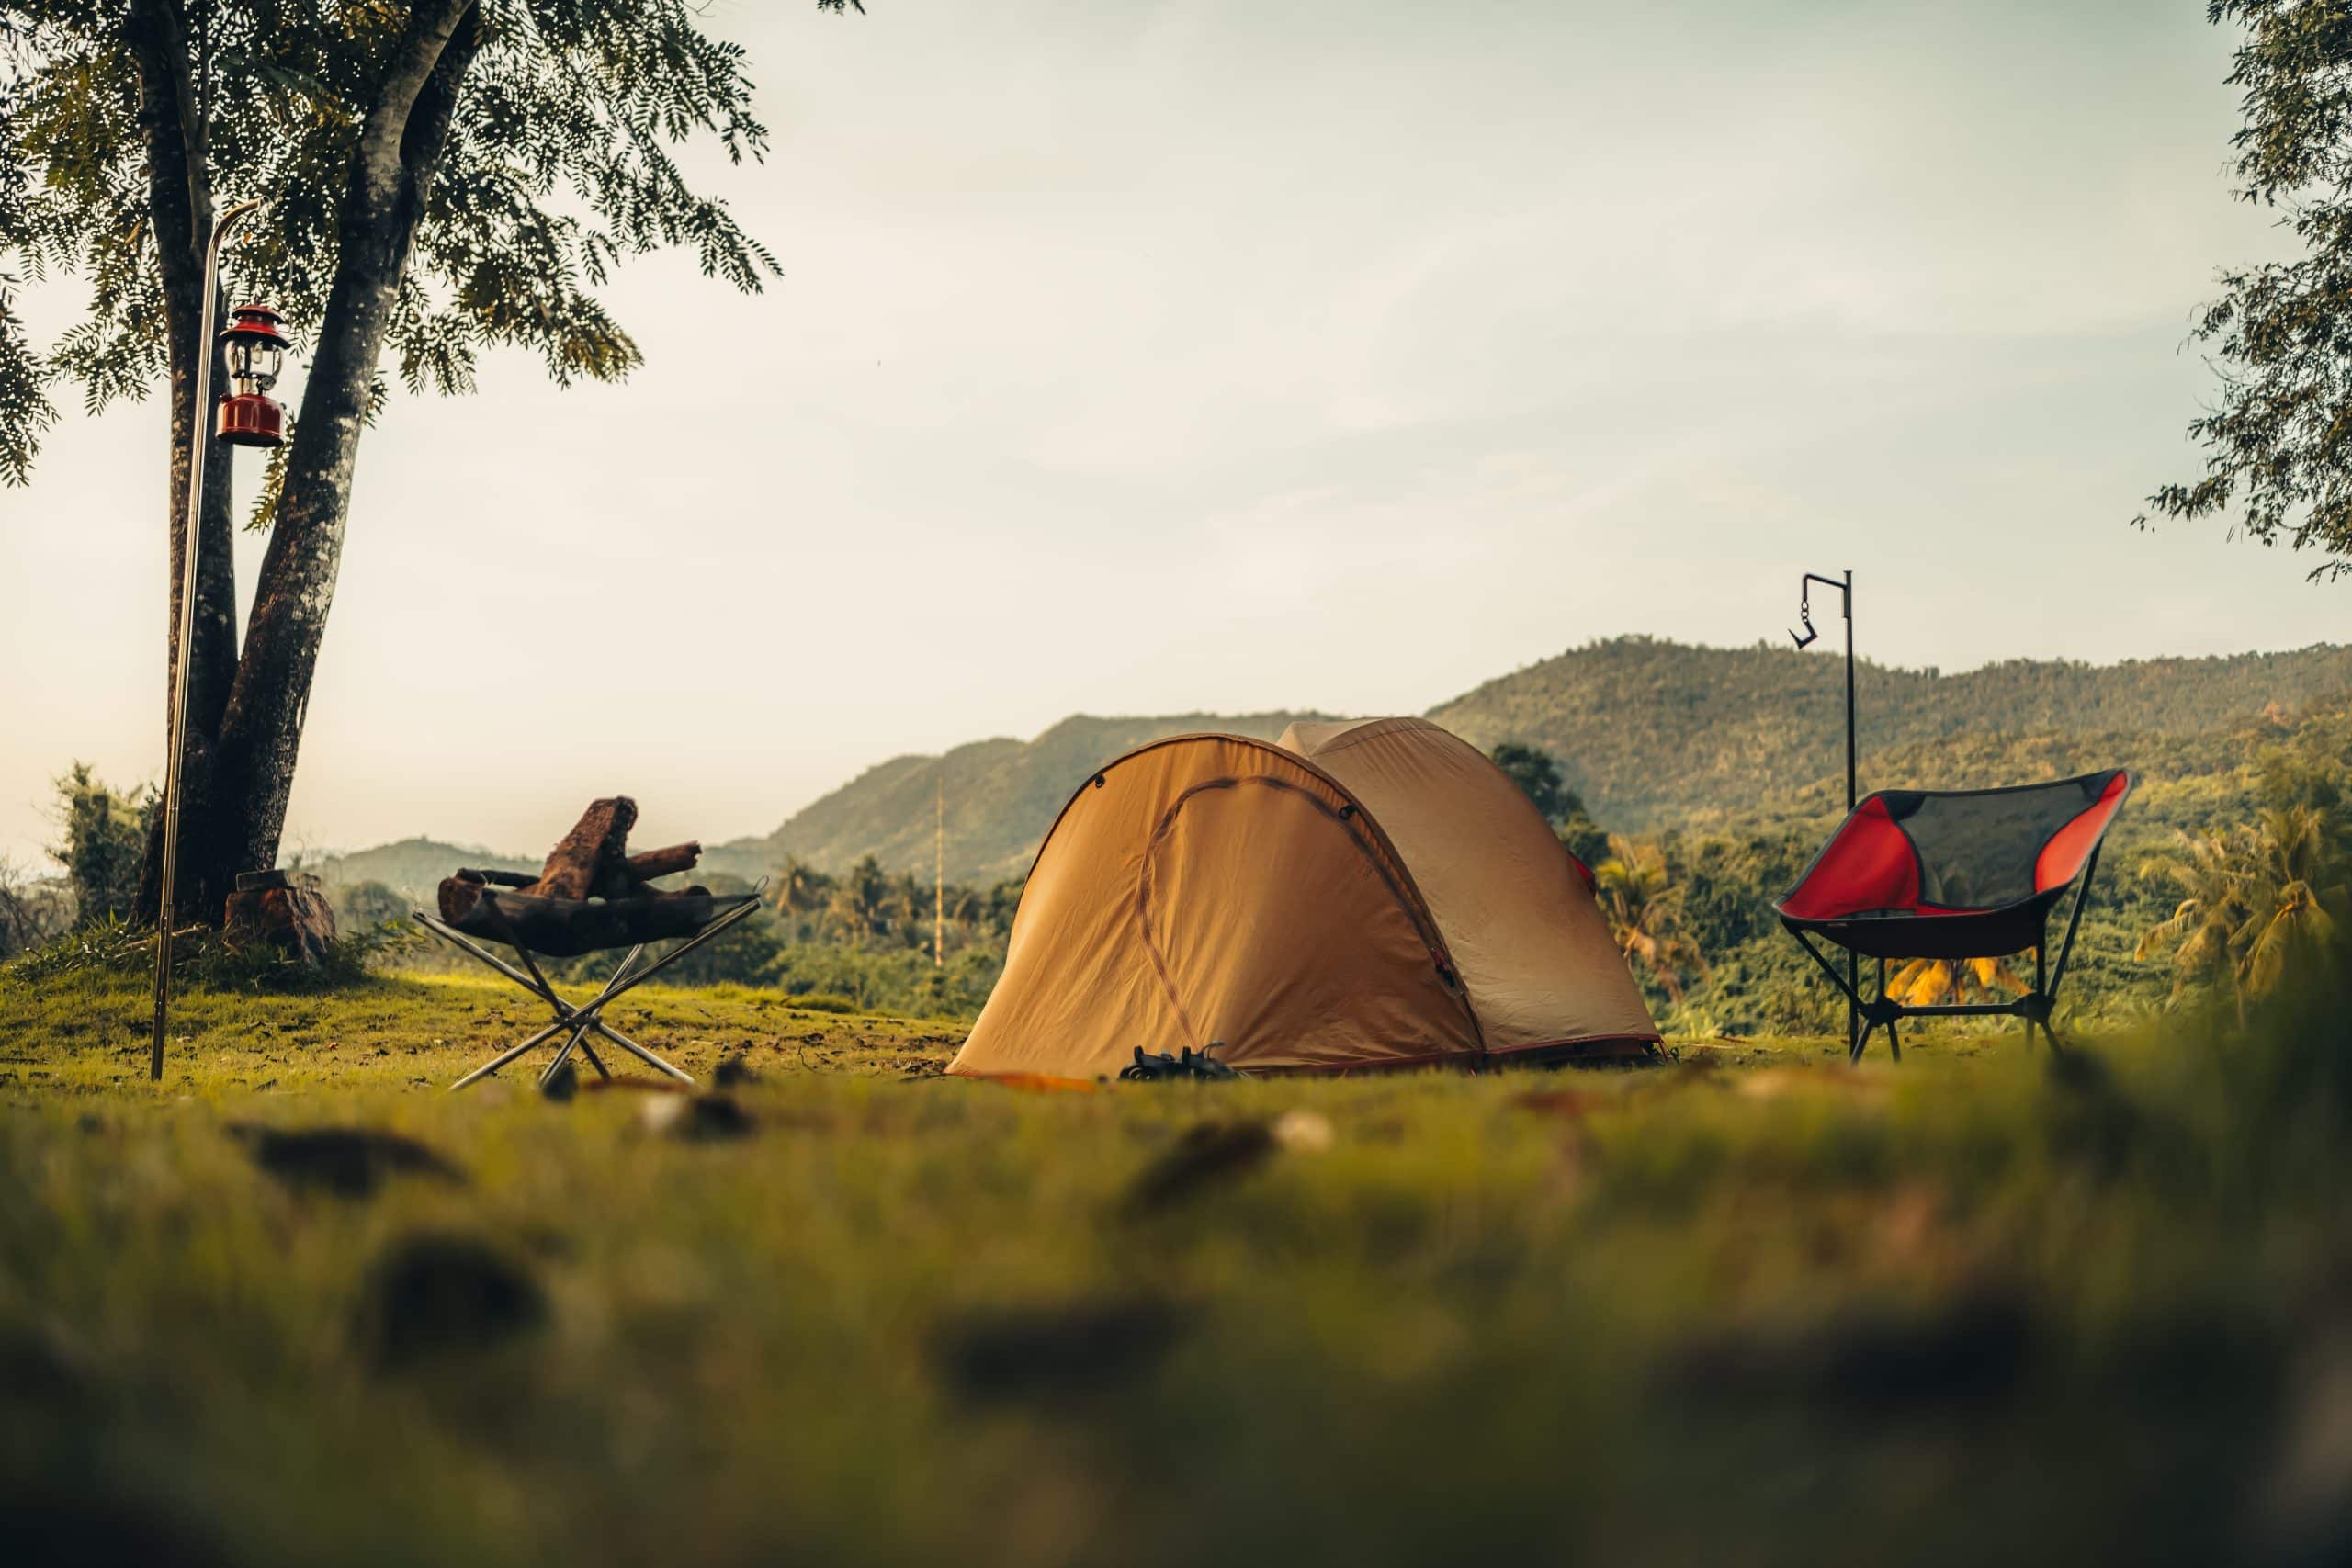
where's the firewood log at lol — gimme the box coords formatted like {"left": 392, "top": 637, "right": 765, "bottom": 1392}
{"left": 439, "top": 873, "right": 488, "bottom": 924}
{"left": 531, "top": 796, "right": 637, "bottom": 901}
{"left": 621, "top": 841, "right": 701, "bottom": 882}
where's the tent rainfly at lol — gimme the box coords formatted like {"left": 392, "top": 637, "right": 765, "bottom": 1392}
{"left": 946, "top": 717, "right": 1659, "bottom": 1079}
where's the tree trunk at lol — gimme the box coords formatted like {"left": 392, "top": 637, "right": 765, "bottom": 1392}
{"left": 134, "top": 0, "right": 482, "bottom": 924}
{"left": 127, "top": 0, "right": 243, "bottom": 924}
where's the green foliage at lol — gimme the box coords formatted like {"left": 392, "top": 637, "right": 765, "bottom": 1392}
{"left": 709, "top": 713, "right": 1330, "bottom": 888}
{"left": 302, "top": 838, "right": 537, "bottom": 904}
{"left": 2135, "top": 716, "right": 2352, "bottom": 1009}
{"left": 1437, "top": 637, "right": 2352, "bottom": 831}
{"left": 8, "top": 960, "right": 2352, "bottom": 1562}
{"left": 767, "top": 942, "right": 1003, "bottom": 1019}
{"left": 766, "top": 852, "right": 1024, "bottom": 963}
{"left": 2143, "top": 1, "right": 2352, "bottom": 575}
{"left": 723, "top": 642, "right": 2352, "bottom": 884}
{"left": 47, "top": 762, "right": 152, "bottom": 926}
{"left": 1487, "top": 740, "right": 1573, "bottom": 823}
{"left": 332, "top": 879, "right": 408, "bottom": 933}
{"left": 0, "top": 855, "right": 72, "bottom": 959}
{"left": 1491, "top": 739, "right": 1610, "bottom": 864}
{"left": 7, "top": 911, "right": 380, "bottom": 992}
{"left": 1590, "top": 834, "right": 1706, "bottom": 1003}
{"left": 0, "top": 0, "right": 863, "bottom": 481}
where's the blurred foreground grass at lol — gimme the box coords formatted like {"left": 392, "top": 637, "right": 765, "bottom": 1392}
{"left": 3, "top": 964, "right": 2347, "bottom": 1566}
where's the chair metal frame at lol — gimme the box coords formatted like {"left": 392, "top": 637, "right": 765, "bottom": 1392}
{"left": 414, "top": 891, "right": 765, "bottom": 1092}
{"left": 1780, "top": 842, "right": 2106, "bottom": 1065}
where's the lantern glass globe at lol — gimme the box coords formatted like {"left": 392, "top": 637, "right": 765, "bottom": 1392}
{"left": 227, "top": 337, "right": 282, "bottom": 390}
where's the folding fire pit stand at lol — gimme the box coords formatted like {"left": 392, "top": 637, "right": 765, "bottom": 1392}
{"left": 1774, "top": 771, "right": 2132, "bottom": 1064}
{"left": 415, "top": 889, "right": 764, "bottom": 1092}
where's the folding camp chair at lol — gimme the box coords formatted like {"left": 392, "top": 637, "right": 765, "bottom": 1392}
{"left": 1775, "top": 771, "right": 2132, "bottom": 1063}
{"left": 414, "top": 875, "right": 766, "bottom": 1091}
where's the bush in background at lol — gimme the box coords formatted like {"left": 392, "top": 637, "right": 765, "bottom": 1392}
{"left": 48, "top": 763, "right": 152, "bottom": 926}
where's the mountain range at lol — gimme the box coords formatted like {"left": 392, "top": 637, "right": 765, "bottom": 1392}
{"left": 308, "top": 637, "right": 2352, "bottom": 896}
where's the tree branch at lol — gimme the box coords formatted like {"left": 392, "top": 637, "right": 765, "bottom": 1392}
{"left": 122, "top": 0, "right": 212, "bottom": 288}
{"left": 209, "top": 1, "right": 486, "bottom": 878}
{"left": 353, "top": 0, "right": 478, "bottom": 210}
{"left": 123, "top": 0, "right": 240, "bottom": 923}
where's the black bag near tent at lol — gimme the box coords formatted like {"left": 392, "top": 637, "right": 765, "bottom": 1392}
{"left": 1775, "top": 770, "right": 2132, "bottom": 1063}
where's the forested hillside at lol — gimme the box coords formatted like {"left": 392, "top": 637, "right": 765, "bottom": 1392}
{"left": 1432, "top": 637, "right": 2352, "bottom": 829}
{"left": 705, "top": 639, "right": 2352, "bottom": 881}
{"left": 300, "top": 838, "right": 537, "bottom": 903}
{"left": 283, "top": 642, "right": 2352, "bottom": 1027}
{"left": 305, "top": 640, "right": 2352, "bottom": 898}
{"left": 705, "top": 711, "right": 1327, "bottom": 886}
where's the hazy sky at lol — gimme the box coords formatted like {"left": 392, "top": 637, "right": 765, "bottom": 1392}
{"left": 4, "top": 0, "right": 2342, "bottom": 869}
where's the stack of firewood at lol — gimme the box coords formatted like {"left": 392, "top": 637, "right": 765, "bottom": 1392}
{"left": 437, "top": 797, "right": 706, "bottom": 926}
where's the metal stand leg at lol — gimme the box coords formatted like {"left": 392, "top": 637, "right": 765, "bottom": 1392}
{"left": 414, "top": 896, "right": 764, "bottom": 1091}
{"left": 448, "top": 1017, "right": 576, "bottom": 1093}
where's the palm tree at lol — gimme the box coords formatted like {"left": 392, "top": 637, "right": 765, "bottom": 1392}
{"left": 825, "top": 856, "right": 894, "bottom": 948}
{"left": 1591, "top": 834, "right": 1708, "bottom": 1002}
{"left": 771, "top": 856, "right": 824, "bottom": 917}
{"left": 945, "top": 886, "right": 984, "bottom": 947}
{"left": 2137, "top": 805, "right": 2346, "bottom": 1010}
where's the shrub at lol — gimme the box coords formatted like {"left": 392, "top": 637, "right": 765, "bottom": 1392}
{"left": 48, "top": 763, "right": 152, "bottom": 925}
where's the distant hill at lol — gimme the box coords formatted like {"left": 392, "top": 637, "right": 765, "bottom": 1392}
{"left": 709, "top": 640, "right": 2352, "bottom": 882}
{"left": 300, "top": 837, "right": 537, "bottom": 902}
{"left": 1430, "top": 637, "right": 2352, "bottom": 829}
{"left": 323, "top": 639, "right": 2352, "bottom": 887}
{"left": 706, "top": 712, "right": 1327, "bottom": 886}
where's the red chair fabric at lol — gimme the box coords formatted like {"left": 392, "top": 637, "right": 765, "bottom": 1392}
{"left": 1776, "top": 771, "right": 2132, "bottom": 960}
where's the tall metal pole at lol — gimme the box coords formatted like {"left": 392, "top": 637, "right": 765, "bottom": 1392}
{"left": 151, "top": 198, "right": 264, "bottom": 1082}
{"left": 1842, "top": 569, "right": 1856, "bottom": 811}
{"left": 1794, "top": 568, "right": 1860, "bottom": 1056}
{"left": 1842, "top": 570, "right": 1858, "bottom": 1055}
{"left": 933, "top": 769, "right": 944, "bottom": 969}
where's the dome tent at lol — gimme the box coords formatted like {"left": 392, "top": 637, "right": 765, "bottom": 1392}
{"left": 946, "top": 717, "right": 1657, "bottom": 1079}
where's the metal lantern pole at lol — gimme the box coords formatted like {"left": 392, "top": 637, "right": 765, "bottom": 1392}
{"left": 151, "top": 197, "right": 265, "bottom": 1083}
{"left": 1792, "top": 570, "right": 1858, "bottom": 1052}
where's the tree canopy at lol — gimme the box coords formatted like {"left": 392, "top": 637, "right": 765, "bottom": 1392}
{"left": 2146, "top": 0, "right": 2352, "bottom": 576}
{"left": 3, "top": 0, "right": 857, "bottom": 495}
{"left": 1, "top": 0, "right": 859, "bottom": 922}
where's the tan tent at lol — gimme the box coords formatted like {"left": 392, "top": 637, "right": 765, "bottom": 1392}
{"left": 947, "top": 717, "right": 1658, "bottom": 1079}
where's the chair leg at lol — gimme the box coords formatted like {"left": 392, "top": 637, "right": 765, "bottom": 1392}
{"left": 1886, "top": 1014, "right": 1901, "bottom": 1064}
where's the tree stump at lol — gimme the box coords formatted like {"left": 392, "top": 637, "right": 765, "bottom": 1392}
{"left": 224, "top": 868, "right": 338, "bottom": 965}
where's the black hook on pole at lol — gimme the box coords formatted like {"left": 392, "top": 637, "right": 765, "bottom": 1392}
{"left": 1794, "top": 570, "right": 1856, "bottom": 812}
{"left": 1793, "top": 568, "right": 1860, "bottom": 1052}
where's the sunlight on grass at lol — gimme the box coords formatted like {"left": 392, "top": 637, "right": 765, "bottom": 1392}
{"left": 1, "top": 964, "right": 2339, "bottom": 1565}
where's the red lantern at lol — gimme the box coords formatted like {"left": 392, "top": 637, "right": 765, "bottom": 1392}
{"left": 215, "top": 303, "right": 292, "bottom": 447}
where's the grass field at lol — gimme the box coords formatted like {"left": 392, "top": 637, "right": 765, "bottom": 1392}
{"left": 4, "top": 964, "right": 2347, "bottom": 1566}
